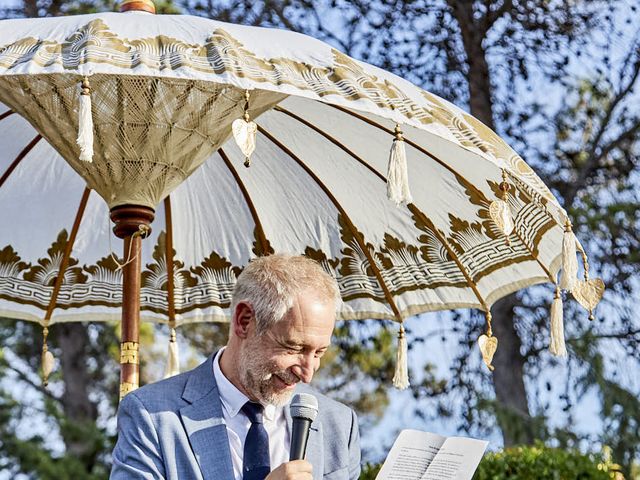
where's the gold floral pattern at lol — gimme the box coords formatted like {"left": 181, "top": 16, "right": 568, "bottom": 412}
{"left": 0, "top": 18, "right": 536, "bottom": 165}
{"left": 0, "top": 191, "right": 558, "bottom": 321}
{"left": 22, "top": 230, "right": 87, "bottom": 286}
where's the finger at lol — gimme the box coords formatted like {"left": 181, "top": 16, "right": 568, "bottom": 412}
{"left": 284, "top": 459, "right": 313, "bottom": 474}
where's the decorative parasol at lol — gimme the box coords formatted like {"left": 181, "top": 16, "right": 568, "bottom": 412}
{"left": 0, "top": 0, "right": 604, "bottom": 397}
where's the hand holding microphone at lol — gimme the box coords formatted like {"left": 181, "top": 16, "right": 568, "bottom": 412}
{"left": 266, "top": 393, "right": 318, "bottom": 480}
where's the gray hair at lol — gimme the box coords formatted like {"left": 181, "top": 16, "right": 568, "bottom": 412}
{"left": 231, "top": 254, "right": 340, "bottom": 335}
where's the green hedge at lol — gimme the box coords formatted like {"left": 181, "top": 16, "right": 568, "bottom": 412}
{"left": 474, "top": 444, "right": 622, "bottom": 480}
{"left": 360, "top": 444, "right": 623, "bottom": 480}
{"left": 360, "top": 463, "right": 382, "bottom": 480}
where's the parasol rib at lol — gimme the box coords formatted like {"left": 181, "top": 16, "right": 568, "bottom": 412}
{"left": 164, "top": 196, "right": 176, "bottom": 326}
{"left": 328, "top": 104, "right": 555, "bottom": 296}
{"left": 511, "top": 228, "right": 555, "bottom": 283}
{"left": 257, "top": 125, "right": 403, "bottom": 322}
{"left": 6, "top": 77, "right": 77, "bottom": 169}
{"left": 408, "top": 204, "right": 489, "bottom": 312}
{"left": 503, "top": 171, "right": 565, "bottom": 282}
{"left": 274, "top": 106, "right": 384, "bottom": 179}
{"left": 329, "top": 104, "right": 498, "bottom": 194}
{"left": 0, "top": 110, "right": 14, "bottom": 121}
{"left": 44, "top": 187, "right": 91, "bottom": 322}
{"left": 273, "top": 106, "right": 490, "bottom": 312}
{"left": 0, "top": 135, "right": 42, "bottom": 189}
{"left": 218, "top": 148, "right": 271, "bottom": 255}
{"left": 329, "top": 103, "right": 535, "bottom": 217}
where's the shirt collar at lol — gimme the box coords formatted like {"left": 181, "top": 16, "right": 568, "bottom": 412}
{"left": 212, "top": 348, "right": 280, "bottom": 421}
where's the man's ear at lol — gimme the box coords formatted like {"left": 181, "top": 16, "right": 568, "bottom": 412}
{"left": 232, "top": 302, "right": 254, "bottom": 339}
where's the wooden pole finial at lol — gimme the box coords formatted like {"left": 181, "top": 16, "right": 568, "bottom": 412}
{"left": 119, "top": 0, "right": 156, "bottom": 14}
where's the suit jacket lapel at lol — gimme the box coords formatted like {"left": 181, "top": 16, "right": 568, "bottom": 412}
{"left": 179, "top": 353, "right": 234, "bottom": 480}
{"left": 285, "top": 389, "right": 324, "bottom": 480}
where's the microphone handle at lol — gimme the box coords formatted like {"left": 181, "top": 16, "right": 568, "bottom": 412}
{"left": 289, "top": 417, "right": 312, "bottom": 461}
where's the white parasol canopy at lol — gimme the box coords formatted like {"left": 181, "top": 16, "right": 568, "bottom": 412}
{"left": 0, "top": 5, "right": 603, "bottom": 392}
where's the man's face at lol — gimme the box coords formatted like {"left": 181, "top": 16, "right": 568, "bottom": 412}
{"left": 239, "top": 290, "right": 335, "bottom": 406}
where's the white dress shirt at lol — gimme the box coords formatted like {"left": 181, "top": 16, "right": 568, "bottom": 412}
{"left": 213, "top": 348, "right": 291, "bottom": 479}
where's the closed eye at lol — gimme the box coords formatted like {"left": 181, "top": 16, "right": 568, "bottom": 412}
{"left": 280, "top": 341, "right": 304, "bottom": 353}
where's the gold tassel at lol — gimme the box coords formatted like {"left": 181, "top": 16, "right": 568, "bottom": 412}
{"left": 488, "top": 170, "right": 514, "bottom": 244}
{"left": 392, "top": 324, "right": 410, "bottom": 389}
{"left": 41, "top": 327, "right": 55, "bottom": 386}
{"left": 163, "top": 327, "right": 180, "bottom": 378}
{"left": 77, "top": 77, "right": 94, "bottom": 162}
{"left": 478, "top": 312, "right": 497, "bottom": 371}
{"left": 386, "top": 124, "right": 412, "bottom": 206}
{"left": 549, "top": 286, "right": 567, "bottom": 356}
{"left": 559, "top": 220, "right": 579, "bottom": 292}
{"left": 232, "top": 90, "right": 257, "bottom": 167}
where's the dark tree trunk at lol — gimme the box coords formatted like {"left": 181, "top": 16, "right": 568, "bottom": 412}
{"left": 448, "top": 0, "right": 496, "bottom": 130}
{"left": 58, "top": 323, "right": 99, "bottom": 467}
{"left": 23, "top": 0, "right": 38, "bottom": 17}
{"left": 491, "top": 296, "right": 535, "bottom": 445}
{"left": 448, "top": 0, "right": 534, "bottom": 446}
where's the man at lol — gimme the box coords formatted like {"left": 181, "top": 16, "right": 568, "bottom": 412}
{"left": 111, "top": 254, "right": 361, "bottom": 480}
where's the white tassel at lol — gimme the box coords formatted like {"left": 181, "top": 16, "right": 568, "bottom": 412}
{"left": 560, "top": 222, "right": 578, "bottom": 292}
{"left": 392, "top": 324, "right": 410, "bottom": 389}
{"left": 489, "top": 171, "right": 515, "bottom": 244}
{"left": 77, "top": 77, "right": 94, "bottom": 163}
{"left": 387, "top": 125, "right": 412, "bottom": 206}
{"left": 549, "top": 288, "right": 567, "bottom": 357}
{"left": 163, "top": 328, "right": 180, "bottom": 378}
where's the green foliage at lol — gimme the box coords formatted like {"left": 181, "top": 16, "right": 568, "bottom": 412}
{"left": 358, "top": 445, "right": 625, "bottom": 480}
{"left": 0, "top": 0, "right": 181, "bottom": 19}
{"left": 0, "top": 389, "right": 111, "bottom": 480}
{"left": 359, "top": 462, "right": 382, "bottom": 480}
{"left": 309, "top": 321, "right": 398, "bottom": 420}
{"left": 571, "top": 335, "right": 640, "bottom": 477}
{"left": 0, "top": 319, "right": 118, "bottom": 479}
{"left": 474, "top": 444, "right": 623, "bottom": 480}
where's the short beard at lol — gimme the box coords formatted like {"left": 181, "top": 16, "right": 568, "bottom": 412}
{"left": 239, "top": 344, "right": 298, "bottom": 407}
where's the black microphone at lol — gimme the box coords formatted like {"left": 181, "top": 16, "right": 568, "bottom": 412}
{"left": 289, "top": 393, "right": 318, "bottom": 461}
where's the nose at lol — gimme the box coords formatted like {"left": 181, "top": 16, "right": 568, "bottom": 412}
{"left": 293, "top": 353, "right": 317, "bottom": 384}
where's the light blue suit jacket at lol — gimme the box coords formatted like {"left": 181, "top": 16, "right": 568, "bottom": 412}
{"left": 110, "top": 354, "right": 361, "bottom": 480}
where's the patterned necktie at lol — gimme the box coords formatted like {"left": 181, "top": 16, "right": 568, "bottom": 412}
{"left": 241, "top": 401, "right": 271, "bottom": 480}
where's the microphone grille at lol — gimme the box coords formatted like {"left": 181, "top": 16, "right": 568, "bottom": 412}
{"left": 290, "top": 393, "right": 318, "bottom": 421}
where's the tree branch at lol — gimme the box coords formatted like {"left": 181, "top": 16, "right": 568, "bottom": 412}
{"left": 565, "top": 49, "right": 640, "bottom": 206}
{"left": 524, "top": 328, "right": 640, "bottom": 358}
{"left": 2, "top": 363, "right": 61, "bottom": 404}
{"left": 295, "top": 0, "right": 351, "bottom": 53}
{"left": 598, "top": 120, "right": 640, "bottom": 160}
{"left": 484, "top": 0, "right": 513, "bottom": 32}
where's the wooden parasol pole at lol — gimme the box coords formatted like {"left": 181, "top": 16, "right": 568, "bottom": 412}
{"left": 107, "top": 0, "right": 158, "bottom": 401}
{"left": 110, "top": 205, "right": 155, "bottom": 399}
